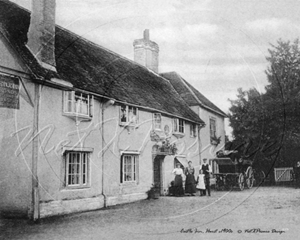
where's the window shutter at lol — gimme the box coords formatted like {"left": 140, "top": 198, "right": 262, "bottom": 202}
{"left": 89, "top": 95, "right": 94, "bottom": 117}
{"left": 152, "top": 113, "right": 155, "bottom": 129}
{"left": 71, "top": 91, "right": 75, "bottom": 112}
{"left": 63, "top": 91, "right": 68, "bottom": 113}
{"left": 135, "top": 155, "right": 138, "bottom": 183}
{"left": 64, "top": 91, "right": 72, "bottom": 113}
{"left": 136, "top": 108, "right": 139, "bottom": 124}
{"left": 120, "top": 156, "right": 123, "bottom": 183}
{"left": 173, "top": 119, "right": 177, "bottom": 132}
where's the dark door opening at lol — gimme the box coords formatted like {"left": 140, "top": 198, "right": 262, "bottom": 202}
{"left": 153, "top": 155, "right": 164, "bottom": 195}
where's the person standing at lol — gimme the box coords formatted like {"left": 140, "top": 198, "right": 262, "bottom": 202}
{"left": 201, "top": 158, "right": 212, "bottom": 196}
{"left": 196, "top": 170, "right": 206, "bottom": 196}
{"left": 172, "top": 163, "right": 184, "bottom": 196}
{"left": 294, "top": 161, "right": 300, "bottom": 189}
{"left": 184, "top": 161, "right": 196, "bottom": 196}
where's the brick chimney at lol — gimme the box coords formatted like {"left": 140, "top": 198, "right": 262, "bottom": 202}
{"left": 27, "top": 0, "right": 56, "bottom": 71}
{"left": 133, "top": 29, "right": 159, "bottom": 73}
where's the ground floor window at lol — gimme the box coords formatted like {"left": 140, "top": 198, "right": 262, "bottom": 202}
{"left": 121, "top": 154, "right": 138, "bottom": 183}
{"left": 65, "top": 152, "right": 90, "bottom": 187}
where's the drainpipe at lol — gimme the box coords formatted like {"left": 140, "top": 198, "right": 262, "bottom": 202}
{"left": 101, "top": 102, "right": 107, "bottom": 208}
{"left": 198, "top": 124, "right": 205, "bottom": 167}
{"left": 101, "top": 99, "right": 115, "bottom": 208}
{"left": 32, "top": 83, "right": 41, "bottom": 221}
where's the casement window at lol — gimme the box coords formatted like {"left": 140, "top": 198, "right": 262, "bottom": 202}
{"left": 120, "top": 104, "right": 138, "bottom": 125}
{"left": 64, "top": 91, "right": 93, "bottom": 118}
{"left": 173, "top": 118, "right": 185, "bottom": 134}
{"left": 209, "top": 118, "right": 217, "bottom": 138}
{"left": 153, "top": 113, "right": 162, "bottom": 130}
{"left": 190, "top": 124, "right": 197, "bottom": 137}
{"left": 65, "top": 152, "right": 90, "bottom": 187}
{"left": 120, "top": 154, "right": 138, "bottom": 183}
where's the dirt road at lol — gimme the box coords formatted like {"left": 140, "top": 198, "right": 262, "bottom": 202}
{"left": 1, "top": 186, "right": 299, "bottom": 240}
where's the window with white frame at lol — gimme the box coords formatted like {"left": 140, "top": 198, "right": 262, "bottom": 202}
{"left": 64, "top": 91, "right": 93, "bottom": 117}
{"left": 173, "top": 118, "right": 185, "bottom": 134}
{"left": 121, "top": 154, "right": 138, "bottom": 183}
{"left": 190, "top": 124, "right": 197, "bottom": 137}
{"left": 120, "top": 104, "right": 138, "bottom": 125}
{"left": 209, "top": 118, "right": 217, "bottom": 138}
{"left": 65, "top": 152, "right": 90, "bottom": 187}
{"left": 153, "top": 113, "right": 162, "bottom": 130}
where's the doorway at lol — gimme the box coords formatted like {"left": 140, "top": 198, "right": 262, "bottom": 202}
{"left": 153, "top": 155, "right": 165, "bottom": 195}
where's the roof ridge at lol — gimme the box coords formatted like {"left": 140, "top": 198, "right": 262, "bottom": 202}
{"left": 162, "top": 72, "right": 227, "bottom": 117}
{"left": 55, "top": 25, "right": 170, "bottom": 82}
{"left": 4, "top": 0, "right": 30, "bottom": 13}
{"left": 183, "top": 79, "right": 227, "bottom": 117}
{"left": 175, "top": 72, "right": 205, "bottom": 107}
{"left": 6, "top": 1, "right": 168, "bottom": 82}
{"left": 0, "top": 0, "right": 204, "bottom": 124}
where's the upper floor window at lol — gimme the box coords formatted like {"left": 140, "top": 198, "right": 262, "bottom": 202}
{"left": 153, "top": 113, "right": 162, "bottom": 130}
{"left": 65, "top": 151, "right": 90, "bottom": 188}
{"left": 209, "top": 118, "right": 217, "bottom": 138}
{"left": 64, "top": 91, "right": 93, "bottom": 118}
{"left": 120, "top": 104, "right": 138, "bottom": 125}
{"left": 173, "top": 118, "right": 185, "bottom": 134}
{"left": 120, "top": 154, "right": 138, "bottom": 183}
{"left": 190, "top": 124, "right": 197, "bottom": 137}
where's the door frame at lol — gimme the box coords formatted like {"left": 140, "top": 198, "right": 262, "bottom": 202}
{"left": 153, "top": 154, "right": 165, "bottom": 195}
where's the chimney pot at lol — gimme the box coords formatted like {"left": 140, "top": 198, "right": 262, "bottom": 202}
{"left": 144, "top": 29, "right": 150, "bottom": 41}
{"left": 133, "top": 30, "right": 159, "bottom": 73}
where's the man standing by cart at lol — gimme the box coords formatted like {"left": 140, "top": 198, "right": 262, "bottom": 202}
{"left": 201, "top": 158, "right": 212, "bottom": 196}
{"left": 294, "top": 161, "right": 300, "bottom": 189}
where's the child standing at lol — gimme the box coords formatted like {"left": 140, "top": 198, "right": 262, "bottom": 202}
{"left": 196, "top": 170, "right": 206, "bottom": 196}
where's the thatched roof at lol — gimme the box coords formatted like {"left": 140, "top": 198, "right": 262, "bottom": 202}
{"left": 160, "top": 72, "right": 227, "bottom": 117}
{"left": 0, "top": 0, "right": 204, "bottom": 124}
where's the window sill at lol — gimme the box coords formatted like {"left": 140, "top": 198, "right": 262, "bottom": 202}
{"left": 173, "top": 132, "right": 185, "bottom": 138}
{"left": 61, "top": 186, "right": 91, "bottom": 191}
{"left": 119, "top": 122, "right": 138, "bottom": 127}
{"left": 153, "top": 128, "right": 162, "bottom": 132}
{"left": 63, "top": 112, "right": 92, "bottom": 121}
{"left": 120, "top": 181, "right": 138, "bottom": 187}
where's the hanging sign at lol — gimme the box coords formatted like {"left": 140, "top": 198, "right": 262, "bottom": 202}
{"left": 0, "top": 74, "right": 19, "bottom": 109}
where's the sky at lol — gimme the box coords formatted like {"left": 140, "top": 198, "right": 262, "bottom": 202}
{"left": 11, "top": 0, "right": 300, "bottom": 137}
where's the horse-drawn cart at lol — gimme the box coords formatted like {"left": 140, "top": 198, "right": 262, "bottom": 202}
{"left": 210, "top": 157, "right": 254, "bottom": 191}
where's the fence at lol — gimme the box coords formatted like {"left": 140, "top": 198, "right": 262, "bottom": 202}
{"left": 274, "top": 167, "right": 293, "bottom": 183}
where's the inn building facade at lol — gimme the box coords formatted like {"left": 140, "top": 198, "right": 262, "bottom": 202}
{"left": 0, "top": 0, "right": 225, "bottom": 219}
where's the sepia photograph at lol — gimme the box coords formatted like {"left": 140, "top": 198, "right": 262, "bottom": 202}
{"left": 0, "top": 0, "right": 300, "bottom": 239}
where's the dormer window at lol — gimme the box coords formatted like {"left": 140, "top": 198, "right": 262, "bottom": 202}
{"left": 190, "top": 124, "right": 197, "bottom": 138}
{"left": 120, "top": 104, "right": 138, "bottom": 125}
{"left": 173, "top": 118, "right": 185, "bottom": 135}
{"left": 63, "top": 91, "right": 93, "bottom": 119}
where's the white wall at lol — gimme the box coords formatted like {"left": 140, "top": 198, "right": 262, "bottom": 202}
{"left": 199, "top": 106, "right": 226, "bottom": 163}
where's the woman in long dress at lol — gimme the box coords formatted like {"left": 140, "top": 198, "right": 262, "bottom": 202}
{"left": 172, "top": 163, "right": 184, "bottom": 196}
{"left": 184, "top": 161, "right": 196, "bottom": 196}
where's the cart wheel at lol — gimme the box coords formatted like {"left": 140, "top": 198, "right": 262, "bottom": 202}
{"left": 245, "top": 167, "right": 254, "bottom": 189}
{"left": 238, "top": 173, "right": 245, "bottom": 191}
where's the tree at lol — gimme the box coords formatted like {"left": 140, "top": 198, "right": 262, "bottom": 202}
{"left": 228, "top": 39, "right": 300, "bottom": 169}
